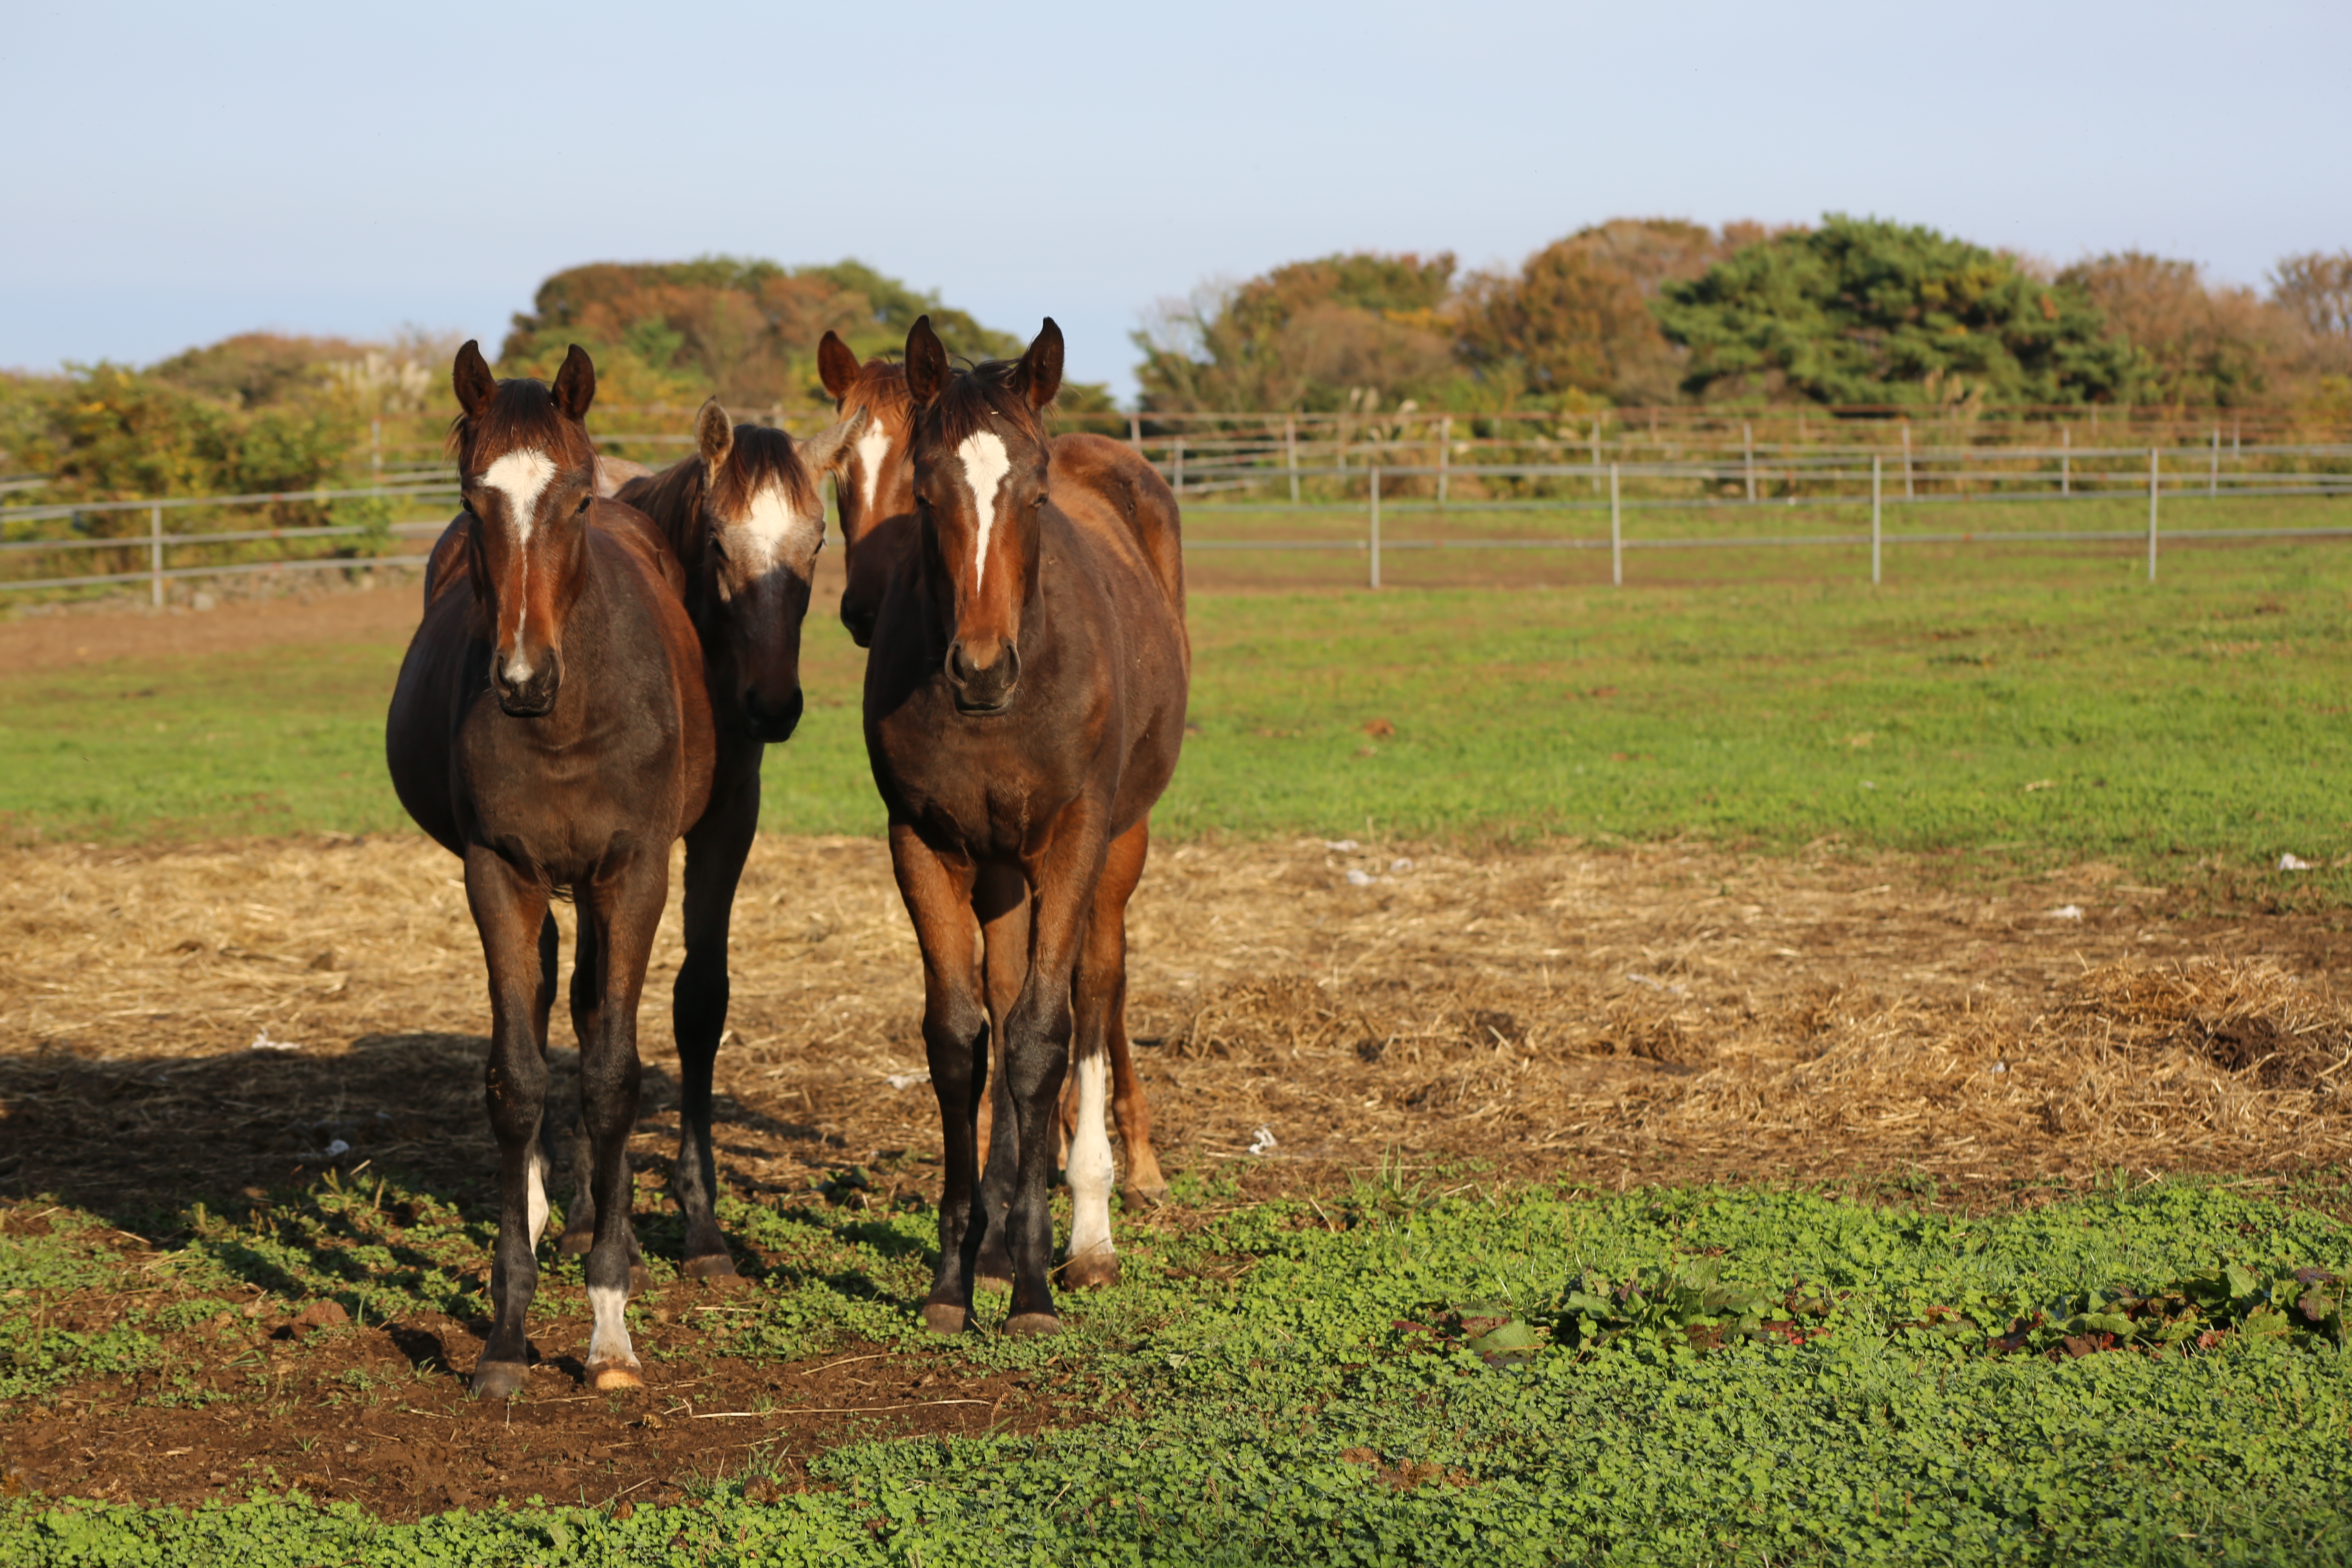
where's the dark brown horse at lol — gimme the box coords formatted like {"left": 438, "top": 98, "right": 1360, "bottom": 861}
{"left": 864, "top": 316, "right": 1189, "bottom": 1336}
{"left": 819, "top": 330, "right": 1179, "bottom": 1225}
{"left": 561, "top": 398, "right": 865, "bottom": 1278}
{"left": 387, "top": 342, "right": 714, "bottom": 1396}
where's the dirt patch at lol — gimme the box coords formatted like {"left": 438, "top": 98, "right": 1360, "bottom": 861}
{"left": 5, "top": 833, "right": 2352, "bottom": 1509}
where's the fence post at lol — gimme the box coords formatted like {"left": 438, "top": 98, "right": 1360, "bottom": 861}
{"left": 1902, "top": 420, "right": 1914, "bottom": 499}
{"left": 1609, "top": 461, "right": 1622, "bottom": 588}
{"left": 2147, "top": 447, "right": 2159, "bottom": 582}
{"left": 1172, "top": 436, "right": 1184, "bottom": 499}
{"left": 1437, "top": 415, "right": 1451, "bottom": 507}
{"left": 1590, "top": 416, "right": 1601, "bottom": 495}
{"left": 2210, "top": 424, "right": 2219, "bottom": 497}
{"left": 1129, "top": 413, "right": 1142, "bottom": 449}
{"left": 1285, "top": 415, "right": 1299, "bottom": 504}
{"left": 1871, "top": 456, "right": 1882, "bottom": 586}
{"left": 1368, "top": 466, "right": 1381, "bottom": 590}
{"left": 2061, "top": 425, "right": 2071, "bottom": 496}
{"left": 370, "top": 418, "right": 382, "bottom": 496}
{"left": 1335, "top": 416, "right": 1346, "bottom": 475}
{"left": 1743, "top": 421, "right": 1756, "bottom": 503}
{"left": 150, "top": 503, "right": 163, "bottom": 608}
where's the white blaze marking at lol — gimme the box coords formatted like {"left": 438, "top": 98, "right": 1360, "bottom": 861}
{"left": 586, "top": 1282, "right": 636, "bottom": 1370}
{"left": 477, "top": 450, "right": 557, "bottom": 679}
{"left": 1064, "top": 1051, "right": 1116, "bottom": 1269}
{"left": 854, "top": 421, "right": 894, "bottom": 519}
{"left": 954, "top": 432, "right": 1012, "bottom": 589}
{"left": 526, "top": 1147, "right": 550, "bottom": 1245}
{"left": 734, "top": 483, "right": 821, "bottom": 575}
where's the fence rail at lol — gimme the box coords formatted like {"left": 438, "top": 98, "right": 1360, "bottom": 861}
{"left": 4, "top": 441, "right": 2349, "bottom": 600}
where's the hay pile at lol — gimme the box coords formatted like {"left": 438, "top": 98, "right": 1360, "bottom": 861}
{"left": 1, "top": 833, "right": 2345, "bottom": 1202}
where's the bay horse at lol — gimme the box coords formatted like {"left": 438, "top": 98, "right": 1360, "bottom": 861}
{"left": 864, "top": 316, "right": 1189, "bottom": 1335}
{"left": 560, "top": 398, "right": 866, "bottom": 1278}
{"left": 388, "top": 341, "right": 714, "bottom": 1397}
{"left": 818, "top": 330, "right": 1180, "bottom": 1229}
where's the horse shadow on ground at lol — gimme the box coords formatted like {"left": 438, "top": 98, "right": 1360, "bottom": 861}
{"left": 0, "top": 1029, "right": 931, "bottom": 1327}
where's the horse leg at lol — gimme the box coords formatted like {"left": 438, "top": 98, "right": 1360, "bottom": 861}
{"left": 972, "top": 862, "right": 1028, "bottom": 1288}
{"left": 999, "top": 815, "right": 1112, "bottom": 1335}
{"left": 462, "top": 846, "right": 553, "bottom": 1399}
{"left": 1063, "top": 820, "right": 1154, "bottom": 1289}
{"left": 528, "top": 911, "right": 562, "bottom": 1250}
{"left": 577, "top": 846, "right": 667, "bottom": 1390}
{"left": 890, "top": 826, "right": 987, "bottom": 1334}
{"left": 670, "top": 761, "right": 758, "bottom": 1281}
{"left": 1101, "top": 823, "right": 1169, "bottom": 1209}
{"left": 557, "top": 912, "right": 602, "bottom": 1257}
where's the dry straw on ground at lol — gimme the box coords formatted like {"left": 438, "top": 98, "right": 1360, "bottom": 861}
{"left": 2, "top": 833, "right": 2347, "bottom": 1206}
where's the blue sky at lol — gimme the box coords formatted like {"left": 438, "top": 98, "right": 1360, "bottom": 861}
{"left": 4, "top": 0, "right": 2346, "bottom": 400}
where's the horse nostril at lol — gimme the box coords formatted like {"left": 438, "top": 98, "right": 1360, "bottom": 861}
{"left": 945, "top": 641, "right": 973, "bottom": 685}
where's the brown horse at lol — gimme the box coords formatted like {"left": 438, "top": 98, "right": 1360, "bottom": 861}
{"left": 566, "top": 399, "right": 866, "bottom": 1278}
{"left": 387, "top": 342, "right": 714, "bottom": 1397}
{"left": 819, "top": 331, "right": 1179, "bottom": 1225}
{"left": 864, "top": 316, "right": 1189, "bottom": 1336}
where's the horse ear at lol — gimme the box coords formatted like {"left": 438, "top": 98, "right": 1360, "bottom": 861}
{"left": 552, "top": 344, "right": 597, "bottom": 420}
{"left": 695, "top": 399, "right": 734, "bottom": 471}
{"left": 795, "top": 404, "right": 871, "bottom": 475}
{"left": 817, "top": 331, "right": 861, "bottom": 401}
{"left": 1015, "top": 318, "right": 1064, "bottom": 410}
{"left": 904, "top": 315, "right": 948, "bottom": 409}
{"left": 452, "top": 340, "right": 498, "bottom": 417}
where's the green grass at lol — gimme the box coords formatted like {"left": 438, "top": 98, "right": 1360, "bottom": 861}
{"left": 4, "top": 1172, "right": 2349, "bottom": 1564}
{"left": 6, "top": 526, "right": 2352, "bottom": 893}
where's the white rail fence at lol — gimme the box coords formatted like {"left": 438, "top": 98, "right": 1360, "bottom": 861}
{"left": 4, "top": 441, "right": 2349, "bottom": 599}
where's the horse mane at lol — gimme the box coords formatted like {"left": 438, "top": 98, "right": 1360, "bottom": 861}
{"left": 445, "top": 377, "right": 589, "bottom": 469}
{"left": 618, "top": 425, "right": 817, "bottom": 561}
{"left": 839, "top": 357, "right": 913, "bottom": 422}
{"left": 713, "top": 425, "right": 818, "bottom": 518}
{"left": 927, "top": 359, "right": 1049, "bottom": 451}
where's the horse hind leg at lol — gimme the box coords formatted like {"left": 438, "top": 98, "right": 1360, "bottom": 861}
{"left": 1060, "top": 821, "right": 1153, "bottom": 1289}
{"left": 577, "top": 849, "right": 666, "bottom": 1390}
{"left": 557, "top": 911, "right": 646, "bottom": 1289}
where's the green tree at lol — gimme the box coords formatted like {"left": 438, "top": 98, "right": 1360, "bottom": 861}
{"left": 1656, "top": 216, "right": 2140, "bottom": 406}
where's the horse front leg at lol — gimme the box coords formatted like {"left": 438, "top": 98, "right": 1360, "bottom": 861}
{"left": 1000, "top": 813, "right": 1112, "bottom": 1335}
{"left": 670, "top": 757, "right": 760, "bottom": 1281}
{"left": 463, "top": 847, "right": 553, "bottom": 1399}
{"left": 890, "top": 826, "right": 987, "bottom": 1333}
{"left": 577, "top": 846, "right": 667, "bottom": 1390}
{"left": 972, "top": 862, "right": 1029, "bottom": 1288}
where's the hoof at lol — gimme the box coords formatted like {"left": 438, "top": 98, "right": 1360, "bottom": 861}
{"left": 469, "top": 1360, "right": 528, "bottom": 1400}
{"left": 587, "top": 1359, "right": 644, "bottom": 1391}
{"left": 683, "top": 1252, "right": 742, "bottom": 1283}
{"left": 1118, "top": 1183, "right": 1169, "bottom": 1212}
{"left": 557, "top": 1227, "right": 595, "bottom": 1258}
{"left": 1061, "top": 1249, "right": 1120, "bottom": 1291}
{"left": 629, "top": 1264, "right": 654, "bottom": 1298}
{"left": 921, "top": 1303, "right": 969, "bottom": 1335}
{"left": 1003, "top": 1312, "right": 1062, "bottom": 1338}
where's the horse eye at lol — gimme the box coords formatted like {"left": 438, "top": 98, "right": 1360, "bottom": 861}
{"left": 575, "top": 495, "right": 591, "bottom": 515}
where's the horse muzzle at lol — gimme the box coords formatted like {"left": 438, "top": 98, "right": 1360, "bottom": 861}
{"left": 945, "top": 636, "right": 1020, "bottom": 715}
{"left": 742, "top": 684, "right": 804, "bottom": 744}
{"left": 492, "top": 648, "right": 562, "bottom": 718}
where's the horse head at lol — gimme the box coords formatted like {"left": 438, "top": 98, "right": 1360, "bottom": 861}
{"left": 684, "top": 398, "right": 868, "bottom": 743}
{"left": 450, "top": 340, "right": 599, "bottom": 718}
{"left": 817, "top": 330, "right": 916, "bottom": 648}
{"left": 902, "top": 315, "right": 1063, "bottom": 715}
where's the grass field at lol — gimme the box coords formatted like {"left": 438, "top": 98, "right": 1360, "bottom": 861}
{"left": 7, "top": 520, "right": 2352, "bottom": 894}
{"left": 3, "top": 1173, "right": 2348, "bottom": 1563}
{"left": 7, "top": 517, "right": 2352, "bottom": 1564}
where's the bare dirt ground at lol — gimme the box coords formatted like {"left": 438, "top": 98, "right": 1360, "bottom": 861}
{"left": 6, "top": 829, "right": 2352, "bottom": 1512}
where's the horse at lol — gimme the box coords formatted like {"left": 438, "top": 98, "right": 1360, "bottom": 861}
{"left": 387, "top": 341, "right": 715, "bottom": 1397}
{"left": 863, "top": 315, "right": 1189, "bottom": 1335}
{"left": 818, "top": 330, "right": 1180, "bottom": 1228}
{"left": 550, "top": 398, "right": 863, "bottom": 1280}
